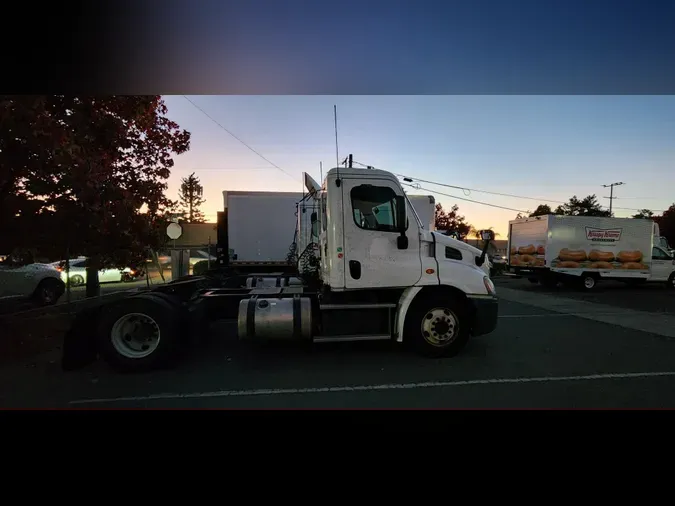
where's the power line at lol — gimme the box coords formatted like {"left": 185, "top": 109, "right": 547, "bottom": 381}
{"left": 353, "top": 160, "right": 567, "bottom": 205}
{"left": 181, "top": 95, "right": 297, "bottom": 181}
{"left": 354, "top": 160, "right": 666, "bottom": 214}
{"left": 402, "top": 183, "right": 529, "bottom": 214}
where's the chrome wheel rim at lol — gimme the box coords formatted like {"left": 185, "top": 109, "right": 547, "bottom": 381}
{"left": 110, "top": 313, "right": 161, "bottom": 359}
{"left": 421, "top": 307, "right": 458, "bottom": 347}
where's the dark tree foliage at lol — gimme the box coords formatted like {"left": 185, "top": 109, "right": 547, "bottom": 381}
{"left": 0, "top": 95, "right": 191, "bottom": 294}
{"left": 434, "top": 203, "right": 472, "bottom": 239}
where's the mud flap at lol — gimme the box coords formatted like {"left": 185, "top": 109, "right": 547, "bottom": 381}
{"left": 61, "top": 306, "right": 102, "bottom": 371}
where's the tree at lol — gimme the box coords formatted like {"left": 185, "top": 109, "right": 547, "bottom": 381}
{"left": 530, "top": 204, "right": 552, "bottom": 217}
{"left": 655, "top": 204, "right": 675, "bottom": 247}
{"left": 632, "top": 209, "right": 654, "bottom": 219}
{"left": 434, "top": 203, "right": 472, "bottom": 239}
{"left": 0, "top": 95, "right": 191, "bottom": 296}
{"left": 178, "top": 172, "right": 206, "bottom": 223}
{"left": 554, "top": 195, "right": 611, "bottom": 217}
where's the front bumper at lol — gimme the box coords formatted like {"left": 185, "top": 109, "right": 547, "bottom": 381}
{"left": 467, "top": 294, "right": 498, "bottom": 336}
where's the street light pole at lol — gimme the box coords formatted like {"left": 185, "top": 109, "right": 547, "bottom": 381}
{"left": 602, "top": 182, "right": 624, "bottom": 215}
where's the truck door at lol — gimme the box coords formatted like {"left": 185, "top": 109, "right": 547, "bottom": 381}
{"left": 342, "top": 177, "right": 422, "bottom": 289}
{"left": 651, "top": 246, "right": 674, "bottom": 281}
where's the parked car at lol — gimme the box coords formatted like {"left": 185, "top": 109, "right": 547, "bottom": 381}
{"left": 57, "top": 258, "right": 140, "bottom": 286}
{"left": 0, "top": 258, "right": 65, "bottom": 306}
{"left": 189, "top": 250, "right": 217, "bottom": 268}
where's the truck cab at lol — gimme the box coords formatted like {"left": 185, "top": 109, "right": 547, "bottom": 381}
{"left": 287, "top": 166, "right": 498, "bottom": 356}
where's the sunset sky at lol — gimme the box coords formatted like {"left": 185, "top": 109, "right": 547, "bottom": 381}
{"left": 162, "top": 95, "right": 675, "bottom": 238}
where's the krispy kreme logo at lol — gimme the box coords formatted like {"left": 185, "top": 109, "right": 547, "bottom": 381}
{"left": 585, "top": 227, "right": 622, "bottom": 242}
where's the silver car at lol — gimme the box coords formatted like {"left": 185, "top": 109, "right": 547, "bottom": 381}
{"left": 57, "top": 258, "right": 137, "bottom": 287}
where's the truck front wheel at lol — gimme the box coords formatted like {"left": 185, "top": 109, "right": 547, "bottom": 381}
{"left": 96, "top": 293, "right": 185, "bottom": 373}
{"left": 404, "top": 294, "right": 470, "bottom": 358}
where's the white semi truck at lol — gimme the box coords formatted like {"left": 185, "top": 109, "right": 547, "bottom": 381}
{"left": 62, "top": 161, "right": 498, "bottom": 373}
{"left": 508, "top": 214, "right": 675, "bottom": 290}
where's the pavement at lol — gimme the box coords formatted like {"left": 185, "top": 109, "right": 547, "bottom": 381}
{"left": 497, "top": 274, "right": 675, "bottom": 314}
{"left": 2, "top": 275, "right": 675, "bottom": 409}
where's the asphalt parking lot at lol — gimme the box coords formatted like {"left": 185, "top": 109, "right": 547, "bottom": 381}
{"left": 2, "top": 275, "right": 675, "bottom": 409}
{"left": 497, "top": 274, "right": 675, "bottom": 314}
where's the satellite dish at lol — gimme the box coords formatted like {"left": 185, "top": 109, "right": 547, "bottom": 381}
{"left": 167, "top": 222, "right": 182, "bottom": 240}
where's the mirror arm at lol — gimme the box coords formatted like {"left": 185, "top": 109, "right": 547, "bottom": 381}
{"left": 476, "top": 230, "right": 494, "bottom": 267}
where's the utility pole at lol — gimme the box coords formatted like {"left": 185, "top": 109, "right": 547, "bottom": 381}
{"left": 602, "top": 181, "right": 624, "bottom": 215}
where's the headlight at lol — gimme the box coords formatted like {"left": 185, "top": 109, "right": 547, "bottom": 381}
{"left": 483, "top": 276, "right": 496, "bottom": 295}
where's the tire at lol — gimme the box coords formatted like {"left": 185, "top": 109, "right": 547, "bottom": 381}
{"left": 667, "top": 273, "right": 675, "bottom": 290}
{"left": 70, "top": 274, "right": 85, "bottom": 287}
{"left": 404, "top": 293, "right": 470, "bottom": 358}
{"left": 579, "top": 273, "right": 598, "bottom": 291}
{"left": 527, "top": 277, "right": 538, "bottom": 284}
{"left": 96, "top": 293, "right": 186, "bottom": 373}
{"left": 32, "top": 278, "right": 64, "bottom": 306}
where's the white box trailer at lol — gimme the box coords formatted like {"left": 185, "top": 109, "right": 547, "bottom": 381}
{"left": 223, "top": 190, "right": 303, "bottom": 262}
{"left": 407, "top": 194, "right": 436, "bottom": 231}
{"left": 507, "top": 214, "right": 675, "bottom": 290}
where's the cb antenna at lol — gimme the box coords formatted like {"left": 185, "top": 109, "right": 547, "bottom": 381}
{"left": 334, "top": 105, "right": 341, "bottom": 187}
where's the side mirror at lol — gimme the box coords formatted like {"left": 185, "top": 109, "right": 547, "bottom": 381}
{"left": 394, "top": 195, "right": 408, "bottom": 250}
{"left": 476, "top": 229, "right": 495, "bottom": 267}
{"left": 481, "top": 229, "right": 495, "bottom": 241}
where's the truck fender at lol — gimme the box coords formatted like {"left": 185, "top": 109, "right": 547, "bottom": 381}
{"left": 394, "top": 286, "right": 423, "bottom": 343}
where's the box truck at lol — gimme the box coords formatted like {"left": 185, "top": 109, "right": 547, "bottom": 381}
{"left": 507, "top": 215, "right": 675, "bottom": 290}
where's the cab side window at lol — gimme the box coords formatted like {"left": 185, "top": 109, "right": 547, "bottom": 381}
{"left": 652, "top": 247, "right": 671, "bottom": 260}
{"left": 350, "top": 185, "right": 400, "bottom": 233}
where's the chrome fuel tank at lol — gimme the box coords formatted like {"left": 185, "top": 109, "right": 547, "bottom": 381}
{"left": 237, "top": 295, "right": 312, "bottom": 340}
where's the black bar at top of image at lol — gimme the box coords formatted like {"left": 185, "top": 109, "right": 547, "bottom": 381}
{"left": 3, "top": 0, "right": 675, "bottom": 95}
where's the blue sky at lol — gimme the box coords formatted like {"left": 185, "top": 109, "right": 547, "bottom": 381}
{"left": 153, "top": 0, "right": 675, "bottom": 236}
{"left": 159, "top": 0, "right": 675, "bottom": 94}
{"left": 163, "top": 95, "right": 675, "bottom": 236}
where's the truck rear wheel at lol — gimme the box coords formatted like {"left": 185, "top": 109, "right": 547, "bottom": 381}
{"left": 404, "top": 294, "right": 470, "bottom": 358}
{"left": 579, "top": 273, "right": 598, "bottom": 291}
{"left": 96, "top": 293, "right": 185, "bottom": 373}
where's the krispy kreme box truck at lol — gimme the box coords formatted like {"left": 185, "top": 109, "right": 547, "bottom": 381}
{"left": 507, "top": 215, "right": 675, "bottom": 291}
